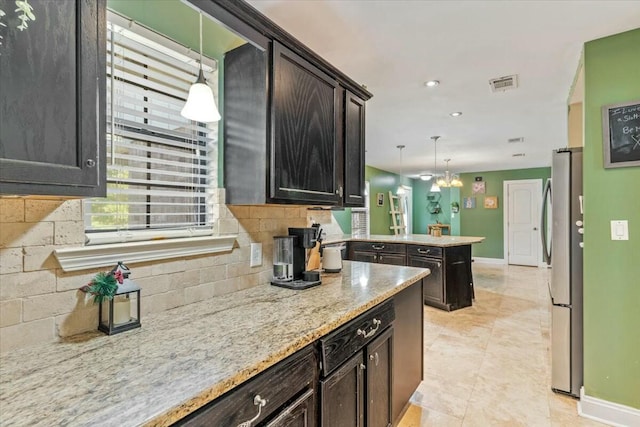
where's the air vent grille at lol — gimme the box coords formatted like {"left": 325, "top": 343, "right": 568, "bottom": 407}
{"left": 508, "top": 137, "right": 525, "bottom": 143}
{"left": 512, "top": 153, "right": 526, "bottom": 157}
{"left": 489, "top": 75, "right": 518, "bottom": 92}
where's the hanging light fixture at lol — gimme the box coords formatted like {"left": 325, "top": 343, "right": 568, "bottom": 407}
{"left": 436, "top": 159, "right": 464, "bottom": 188}
{"left": 396, "top": 145, "right": 406, "bottom": 195}
{"left": 181, "top": 13, "right": 221, "bottom": 123}
{"left": 430, "top": 136, "right": 441, "bottom": 193}
{"left": 420, "top": 174, "right": 433, "bottom": 181}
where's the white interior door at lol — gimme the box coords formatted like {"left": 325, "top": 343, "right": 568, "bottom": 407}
{"left": 505, "top": 180, "right": 542, "bottom": 266}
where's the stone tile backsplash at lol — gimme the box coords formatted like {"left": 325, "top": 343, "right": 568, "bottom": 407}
{"left": 0, "top": 192, "right": 343, "bottom": 354}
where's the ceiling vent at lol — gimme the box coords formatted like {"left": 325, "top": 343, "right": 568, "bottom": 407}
{"left": 489, "top": 75, "right": 518, "bottom": 92}
{"left": 512, "top": 153, "right": 526, "bottom": 157}
{"left": 507, "top": 137, "right": 525, "bottom": 143}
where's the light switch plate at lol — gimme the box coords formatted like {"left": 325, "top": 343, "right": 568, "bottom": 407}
{"left": 610, "top": 220, "right": 629, "bottom": 241}
{"left": 250, "top": 243, "right": 262, "bottom": 267}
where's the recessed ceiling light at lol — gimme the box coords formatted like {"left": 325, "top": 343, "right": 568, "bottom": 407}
{"left": 424, "top": 80, "right": 440, "bottom": 87}
{"left": 450, "top": 112, "right": 462, "bottom": 117}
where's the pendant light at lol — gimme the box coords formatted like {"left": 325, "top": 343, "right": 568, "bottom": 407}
{"left": 430, "top": 136, "right": 441, "bottom": 193}
{"left": 396, "top": 145, "right": 406, "bottom": 195}
{"left": 437, "top": 159, "right": 464, "bottom": 188}
{"left": 180, "top": 13, "right": 221, "bottom": 123}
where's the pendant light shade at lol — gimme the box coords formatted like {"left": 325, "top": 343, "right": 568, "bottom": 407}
{"left": 181, "top": 14, "right": 221, "bottom": 123}
{"left": 396, "top": 145, "right": 406, "bottom": 195}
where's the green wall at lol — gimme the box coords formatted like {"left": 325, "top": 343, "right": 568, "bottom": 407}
{"left": 365, "top": 165, "right": 411, "bottom": 235}
{"left": 332, "top": 209, "right": 352, "bottom": 234}
{"left": 459, "top": 167, "right": 550, "bottom": 259}
{"left": 583, "top": 28, "right": 640, "bottom": 409}
{"left": 412, "top": 182, "right": 460, "bottom": 235}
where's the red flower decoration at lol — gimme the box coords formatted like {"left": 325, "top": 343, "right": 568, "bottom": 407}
{"left": 113, "top": 270, "right": 124, "bottom": 284}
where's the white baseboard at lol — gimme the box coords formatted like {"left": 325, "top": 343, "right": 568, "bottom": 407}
{"left": 472, "top": 257, "right": 506, "bottom": 265}
{"left": 578, "top": 386, "right": 640, "bottom": 427}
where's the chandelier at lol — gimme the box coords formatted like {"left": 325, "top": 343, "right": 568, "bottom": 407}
{"left": 436, "top": 159, "right": 463, "bottom": 188}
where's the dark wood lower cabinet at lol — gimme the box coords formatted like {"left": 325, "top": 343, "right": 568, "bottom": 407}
{"left": 174, "top": 346, "right": 317, "bottom": 427}
{"left": 391, "top": 280, "right": 423, "bottom": 422}
{"left": 320, "top": 352, "right": 364, "bottom": 427}
{"left": 320, "top": 328, "right": 394, "bottom": 427}
{"left": 408, "top": 255, "right": 445, "bottom": 309}
{"left": 365, "top": 327, "right": 393, "bottom": 427}
{"left": 174, "top": 280, "right": 424, "bottom": 427}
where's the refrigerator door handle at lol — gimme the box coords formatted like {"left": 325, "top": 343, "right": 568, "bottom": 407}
{"left": 541, "top": 179, "right": 552, "bottom": 265}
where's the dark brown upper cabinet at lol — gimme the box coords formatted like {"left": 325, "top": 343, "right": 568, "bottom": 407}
{"left": 270, "top": 42, "right": 340, "bottom": 204}
{"left": 212, "top": 0, "right": 372, "bottom": 206}
{"left": 0, "top": 0, "right": 106, "bottom": 197}
{"left": 343, "top": 91, "right": 366, "bottom": 207}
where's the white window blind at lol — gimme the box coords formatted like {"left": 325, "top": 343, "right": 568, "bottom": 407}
{"left": 84, "top": 13, "right": 218, "bottom": 242}
{"left": 351, "top": 182, "right": 370, "bottom": 235}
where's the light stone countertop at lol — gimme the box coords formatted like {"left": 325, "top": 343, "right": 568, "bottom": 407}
{"left": 0, "top": 261, "right": 430, "bottom": 427}
{"left": 323, "top": 234, "right": 485, "bottom": 247}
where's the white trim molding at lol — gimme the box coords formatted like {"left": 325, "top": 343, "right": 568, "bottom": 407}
{"left": 578, "top": 387, "right": 640, "bottom": 427}
{"left": 472, "top": 257, "right": 506, "bottom": 265}
{"left": 55, "top": 235, "right": 237, "bottom": 272}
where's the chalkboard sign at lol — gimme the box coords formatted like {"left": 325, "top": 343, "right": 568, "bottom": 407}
{"left": 602, "top": 100, "right": 640, "bottom": 168}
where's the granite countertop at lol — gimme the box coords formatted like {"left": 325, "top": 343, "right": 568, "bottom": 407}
{"left": 323, "top": 234, "right": 485, "bottom": 247}
{"left": 0, "top": 261, "right": 429, "bottom": 427}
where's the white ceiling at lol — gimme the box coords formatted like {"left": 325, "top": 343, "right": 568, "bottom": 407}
{"left": 247, "top": 0, "right": 640, "bottom": 177}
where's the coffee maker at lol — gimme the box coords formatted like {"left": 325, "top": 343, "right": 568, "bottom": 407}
{"left": 271, "top": 227, "right": 322, "bottom": 290}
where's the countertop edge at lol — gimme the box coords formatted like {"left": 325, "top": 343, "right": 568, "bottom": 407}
{"left": 143, "top": 268, "right": 431, "bottom": 427}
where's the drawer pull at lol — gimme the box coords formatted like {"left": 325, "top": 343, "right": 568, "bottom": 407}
{"left": 372, "top": 244, "right": 385, "bottom": 250}
{"left": 357, "top": 318, "right": 381, "bottom": 338}
{"left": 237, "top": 395, "right": 267, "bottom": 427}
{"left": 417, "top": 248, "right": 431, "bottom": 254}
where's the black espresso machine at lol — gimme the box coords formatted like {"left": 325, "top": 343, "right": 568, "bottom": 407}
{"left": 271, "top": 227, "right": 321, "bottom": 290}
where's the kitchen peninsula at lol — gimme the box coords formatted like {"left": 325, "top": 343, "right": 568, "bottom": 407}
{"left": 0, "top": 261, "right": 429, "bottom": 427}
{"left": 324, "top": 234, "right": 485, "bottom": 311}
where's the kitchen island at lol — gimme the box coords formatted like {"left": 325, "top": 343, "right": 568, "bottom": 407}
{"left": 324, "top": 234, "right": 485, "bottom": 311}
{"left": 0, "top": 261, "right": 429, "bottom": 426}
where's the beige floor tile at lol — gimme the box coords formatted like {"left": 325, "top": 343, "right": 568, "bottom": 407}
{"left": 398, "top": 403, "right": 463, "bottom": 427}
{"left": 397, "top": 264, "right": 608, "bottom": 427}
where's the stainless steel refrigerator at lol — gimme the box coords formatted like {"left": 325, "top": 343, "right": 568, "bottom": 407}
{"left": 541, "top": 148, "right": 583, "bottom": 397}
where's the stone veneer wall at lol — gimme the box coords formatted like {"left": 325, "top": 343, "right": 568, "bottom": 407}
{"left": 0, "top": 190, "right": 335, "bottom": 354}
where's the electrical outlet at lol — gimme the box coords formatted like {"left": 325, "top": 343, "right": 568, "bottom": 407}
{"left": 250, "top": 243, "right": 262, "bottom": 267}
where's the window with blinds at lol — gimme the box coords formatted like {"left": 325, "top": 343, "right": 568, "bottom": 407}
{"left": 351, "top": 182, "right": 370, "bottom": 235}
{"left": 84, "top": 12, "right": 218, "bottom": 244}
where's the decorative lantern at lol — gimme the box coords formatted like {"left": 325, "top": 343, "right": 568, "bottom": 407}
{"left": 98, "top": 262, "right": 141, "bottom": 335}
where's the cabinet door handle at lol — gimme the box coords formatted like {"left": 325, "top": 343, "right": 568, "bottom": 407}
{"left": 360, "top": 363, "right": 366, "bottom": 370}
{"left": 372, "top": 244, "right": 385, "bottom": 250}
{"left": 357, "top": 318, "right": 381, "bottom": 338}
{"left": 237, "top": 395, "right": 267, "bottom": 427}
{"left": 369, "top": 352, "right": 380, "bottom": 366}
{"left": 85, "top": 159, "right": 96, "bottom": 168}
{"left": 417, "top": 248, "right": 431, "bottom": 254}
{"left": 336, "top": 186, "right": 343, "bottom": 197}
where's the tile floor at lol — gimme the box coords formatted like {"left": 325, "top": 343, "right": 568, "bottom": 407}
{"left": 398, "top": 263, "right": 607, "bottom": 427}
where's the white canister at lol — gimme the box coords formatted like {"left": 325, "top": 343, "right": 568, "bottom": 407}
{"left": 323, "top": 247, "right": 343, "bottom": 273}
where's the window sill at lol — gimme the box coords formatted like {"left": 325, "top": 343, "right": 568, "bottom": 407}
{"left": 54, "top": 235, "right": 237, "bottom": 272}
